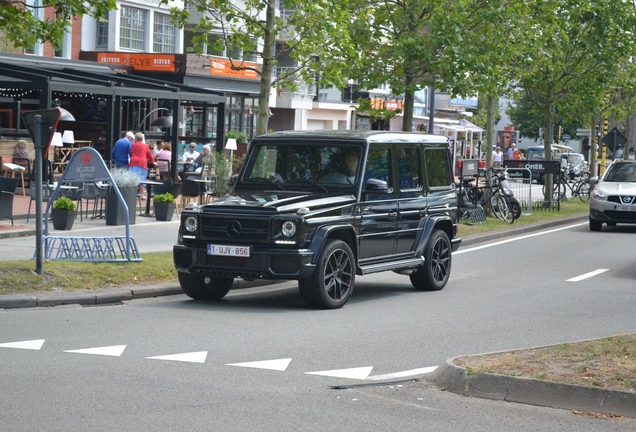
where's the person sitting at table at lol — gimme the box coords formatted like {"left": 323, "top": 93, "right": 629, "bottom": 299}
{"left": 152, "top": 141, "right": 163, "bottom": 159}
{"left": 179, "top": 144, "right": 213, "bottom": 181}
{"left": 13, "top": 140, "right": 30, "bottom": 159}
{"left": 180, "top": 142, "right": 199, "bottom": 163}
{"left": 155, "top": 143, "right": 172, "bottom": 179}
{"left": 129, "top": 132, "right": 155, "bottom": 199}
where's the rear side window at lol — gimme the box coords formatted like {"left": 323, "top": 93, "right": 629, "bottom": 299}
{"left": 424, "top": 148, "right": 451, "bottom": 188}
{"left": 397, "top": 147, "right": 421, "bottom": 190}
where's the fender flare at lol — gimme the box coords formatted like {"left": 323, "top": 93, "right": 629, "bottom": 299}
{"left": 413, "top": 215, "right": 454, "bottom": 256}
{"left": 308, "top": 224, "right": 357, "bottom": 264}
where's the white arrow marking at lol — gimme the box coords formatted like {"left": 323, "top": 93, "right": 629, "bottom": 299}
{"left": 0, "top": 339, "right": 45, "bottom": 350}
{"left": 366, "top": 366, "right": 438, "bottom": 381}
{"left": 567, "top": 268, "right": 609, "bottom": 282}
{"left": 146, "top": 351, "right": 208, "bottom": 363}
{"left": 306, "top": 366, "right": 373, "bottom": 380}
{"left": 227, "top": 358, "right": 292, "bottom": 371}
{"left": 64, "top": 345, "right": 126, "bottom": 356}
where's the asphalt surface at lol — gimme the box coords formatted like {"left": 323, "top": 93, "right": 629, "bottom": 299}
{"left": 3, "top": 213, "right": 635, "bottom": 419}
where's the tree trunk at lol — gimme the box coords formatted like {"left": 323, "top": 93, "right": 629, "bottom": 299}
{"left": 542, "top": 102, "right": 553, "bottom": 207}
{"left": 625, "top": 109, "right": 634, "bottom": 161}
{"left": 256, "top": 0, "right": 276, "bottom": 137}
{"left": 402, "top": 73, "right": 414, "bottom": 132}
{"left": 486, "top": 96, "right": 494, "bottom": 169}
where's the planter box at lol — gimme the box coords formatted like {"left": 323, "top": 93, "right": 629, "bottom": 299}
{"left": 51, "top": 208, "right": 75, "bottom": 230}
{"left": 154, "top": 202, "right": 176, "bottom": 221}
{"left": 105, "top": 185, "right": 137, "bottom": 226}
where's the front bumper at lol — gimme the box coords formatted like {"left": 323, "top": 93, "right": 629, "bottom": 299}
{"left": 174, "top": 243, "right": 316, "bottom": 280}
{"left": 589, "top": 200, "right": 636, "bottom": 224}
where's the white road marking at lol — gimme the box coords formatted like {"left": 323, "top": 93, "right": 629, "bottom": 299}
{"left": 64, "top": 345, "right": 126, "bottom": 356}
{"left": 567, "top": 268, "right": 609, "bottom": 282}
{"left": 455, "top": 223, "right": 587, "bottom": 255}
{"left": 227, "top": 358, "right": 292, "bottom": 371}
{"left": 306, "top": 366, "right": 373, "bottom": 380}
{"left": 146, "top": 351, "right": 208, "bottom": 363}
{"left": 366, "top": 366, "right": 438, "bottom": 381}
{"left": 0, "top": 339, "right": 45, "bottom": 350}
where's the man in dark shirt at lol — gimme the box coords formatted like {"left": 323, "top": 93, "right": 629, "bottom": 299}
{"left": 112, "top": 131, "right": 134, "bottom": 169}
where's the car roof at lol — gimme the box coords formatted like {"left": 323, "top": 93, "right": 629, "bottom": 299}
{"left": 253, "top": 130, "right": 449, "bottom": 145}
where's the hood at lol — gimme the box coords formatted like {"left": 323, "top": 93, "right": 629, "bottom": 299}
{"left": 597, "top": 181, "right": 636, "bottom": 195}
{"left": 203, "top": 190, "right": 356, "bottom": 213}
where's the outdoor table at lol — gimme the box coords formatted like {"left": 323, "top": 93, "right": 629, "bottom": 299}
{"left": 2, "top": 162, "right": 26, "bottom": 196}
{"left": 138, "top": 180, "right": 163, "bottom": 216}
{"left": 190, "top": 178, "right": 213, "bottom": 205}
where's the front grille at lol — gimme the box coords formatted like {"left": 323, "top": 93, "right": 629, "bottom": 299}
{"left": 604, "top": 210, "right": 636, "bottom": 221}
{"left": 200, "top": 214, "right": 270, "bottom": 243}
{"left": 608, "top": 195, "right": 636, "bottom": 204}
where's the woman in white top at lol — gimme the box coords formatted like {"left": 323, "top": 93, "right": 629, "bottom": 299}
{"left": 493, "top": 147, "right": 503, "bottom": 168}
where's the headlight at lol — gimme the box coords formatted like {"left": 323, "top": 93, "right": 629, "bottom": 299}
{"left": 591, "top": 189, "right": 606, "bottom": 201}
{"left": 281, "top": 220, "right": 296, "bottom": 237}
{"left": 184, "top": 216, "right": 198, "bottom": 232}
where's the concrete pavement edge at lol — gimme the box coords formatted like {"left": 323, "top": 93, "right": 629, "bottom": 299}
{"left": 425, "top": 357, "right": 636, "bottom": 418}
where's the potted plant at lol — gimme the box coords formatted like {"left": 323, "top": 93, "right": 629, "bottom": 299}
{"left": 237, "top": 132, "right": 249, "bottom": 144}
{"left": 106, "top": 168, "right": 139, "bottom": 226}
{"left": 51, "top": 196, "right": 76, "bottom": 230}
{"left": 153, "top": 192, "right": 176, "bottom": 221}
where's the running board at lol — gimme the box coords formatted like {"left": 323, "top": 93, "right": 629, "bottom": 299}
{"left": 359, "top": 257, "right": 424, "bottom": 275}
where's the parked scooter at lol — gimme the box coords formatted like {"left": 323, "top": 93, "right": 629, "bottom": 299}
{"left": 494, "top": 168, "right": 521, "bottom": 220}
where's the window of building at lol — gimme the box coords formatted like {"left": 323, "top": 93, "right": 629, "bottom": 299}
{"left": 153, "top": 12, "right": 175, "bottom": 53}
{"left": 96, "top": 18, "right": 109, "bottom": 48}
{"left": 120, "top": 6, "right": 145, "bottom": 50}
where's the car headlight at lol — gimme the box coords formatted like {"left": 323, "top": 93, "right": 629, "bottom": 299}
{"left": 591, "top": 189, "right": 606, "bottom": 201}
{"left": 184, "top": 216, "right": 198, "bottom": 232}
{"left": 281, "top": 220, "right": 296, "bottom": 237}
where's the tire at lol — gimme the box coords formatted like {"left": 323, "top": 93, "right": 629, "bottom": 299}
{"left": 577, "top": 182, "right": 590, "bottom": 202}
{"left": 298, "top": 239, "right": 355, "bottom": 309}
{"left": 491, "top": 193, "right": 514, "bottom": 224}
{"left": 589, "top": 217, "right": 602, "bottom": 232}
{"left": 410, "top": 230, "right": 451, "bottom": 291}
{"left": 509, "top": 199, "right": 522, "bottom": 220}
{"left": 178, "top": 272, "right": 234, "bottom": 300}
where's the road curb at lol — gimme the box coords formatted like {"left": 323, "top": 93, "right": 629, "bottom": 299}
{"left": 426, "top": 358, "right": 636, "bottom": 418}
{"left": 460, "top": 214, "right": 588, "bottom": 247}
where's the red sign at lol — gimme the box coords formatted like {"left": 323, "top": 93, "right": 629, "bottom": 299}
{"left": 97, "top": 53, "right": 177, "bottom": 72}
{"left": 209, "top": 58, "right": 259, "bottom": 80}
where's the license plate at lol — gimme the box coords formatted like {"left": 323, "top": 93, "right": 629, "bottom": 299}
{"left": 207, "top": 244, "right": 251, "bottom": 257}
{"left": 615, "top": 205, "right": 636, "bottom": 211}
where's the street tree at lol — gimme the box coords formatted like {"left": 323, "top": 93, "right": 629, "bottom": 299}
{"left": 513, "top": 0, "right": 636, "bottom": 204}
{"left": 0, "top": 0, "right": 115, "bottom": 50}
{"left": 167, "top": 0, "right": 351, "bottom": 137}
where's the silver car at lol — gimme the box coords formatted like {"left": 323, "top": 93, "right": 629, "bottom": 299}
{"left": 589, "top": 160, "right": 636, "bottom": 231}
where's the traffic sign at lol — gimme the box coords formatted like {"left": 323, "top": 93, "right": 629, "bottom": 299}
{"left": 601, "top": 127, "right": 627, "bottom": 154}
{"left": 576, "top": 128, "right": 591, "bottom": 136}
{"left": 562, "top": 134, "right": 570, "bottom": 141}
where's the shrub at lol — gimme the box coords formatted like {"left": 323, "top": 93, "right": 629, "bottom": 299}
{"left": 52, "top": 196, "right": 76, "bottom": 211}
{"left": 153, "top": 192, "right": 176, "bottom": 204}
{"left": 110, "top": 168, "right": 139, "bottom": 188}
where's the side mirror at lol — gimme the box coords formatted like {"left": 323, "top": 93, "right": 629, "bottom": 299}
{"left": 589, "top": 176, "right": 599, "bottom": 188}
{"left": 364, "top": 178, "right": 389, "bottom": 193}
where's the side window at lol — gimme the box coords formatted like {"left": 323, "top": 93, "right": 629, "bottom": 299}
{"left": 365, "top": 145, "right": 391, "bottom": 185}
{"left": 397, "top": 147, "right": 421, "bottom": 190}
{"left": 424, "top": 148, "right": 451, "bottom": 188}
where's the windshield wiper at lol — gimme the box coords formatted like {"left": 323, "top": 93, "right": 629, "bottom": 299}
{"left": 244, "top": 177, "right": 285, "bottom": 190}
{"left": 286, "top": 179, "right": 328, "bottom": 193}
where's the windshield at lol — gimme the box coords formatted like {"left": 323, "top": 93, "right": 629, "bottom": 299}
{"left": 241, "top": 143, "right": 363, "bottom": 187}
{"left": 566, "top": 154, "right": 584, "bottom": 164}
{"left": 603, "top": 163, "right": 636, "bottom": 182}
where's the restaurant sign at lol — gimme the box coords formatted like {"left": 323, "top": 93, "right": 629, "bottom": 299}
{"left": 97, "top": 53, "right": 178, "bottom": 72}
{"left": 209, "top": 58, "right": 259, "bottom": 80}
{"left": 64, "top": 147, "right": 111, "bottom": 182}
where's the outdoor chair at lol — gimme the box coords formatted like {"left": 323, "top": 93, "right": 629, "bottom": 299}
{"left": 0, "top": 176, "right": 19, "bottom": 226}
{"left": 179, "top": 179, "right": 201, "bottom": 209}
{"left": 157, "top": 158, "right": 171, "bottom": 181}
{"left": 170, "top": 182, "right": 182, "bottom": 216}
{"left": 11, "top": 157, "right": 33, "bottom": 192}
{"left": 26, "top": 180, "right": 57, "bottom": 223}
{"left": 62, "top": 182, "right": 85, "bottom": 221}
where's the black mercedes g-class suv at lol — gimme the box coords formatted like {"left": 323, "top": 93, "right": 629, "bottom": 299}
{"left": 174, "top": 130, "right": 461, "bottom": 308}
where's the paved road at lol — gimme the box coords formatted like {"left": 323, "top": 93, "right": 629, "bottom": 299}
{"left": 1, "top": 221, "right": 635, "bottom": 430}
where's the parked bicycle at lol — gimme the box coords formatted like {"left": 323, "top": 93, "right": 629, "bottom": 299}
{"left": 542, "top": 168, "right": 590, "bottom": 202}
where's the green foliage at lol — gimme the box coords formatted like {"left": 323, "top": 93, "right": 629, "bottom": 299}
{"left": 237, "top": 132, "right": 249, "bottom": 144}
{"left": 0, "top": 0, "right": 116, "bottom": 50}
{"left": 153, "top": 193, "right": 176, "bottom": 204}
{"left": 508, "top": 94, "right": 584, "bottom": 141}
{"left": 52, "top": 196, "right": 76, "bottom": 211}
{"left": 226, "top": 130, "right": 239, "bottom": 140}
